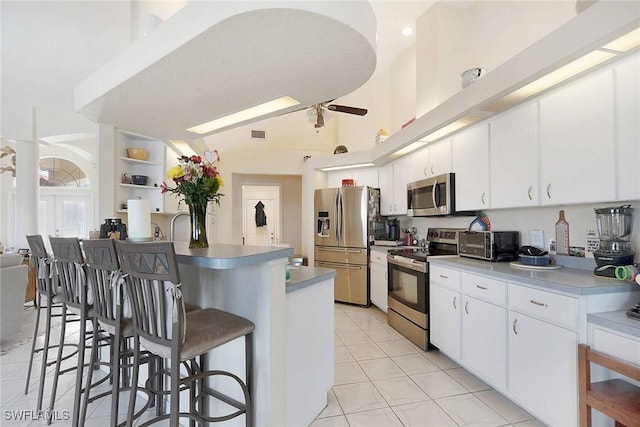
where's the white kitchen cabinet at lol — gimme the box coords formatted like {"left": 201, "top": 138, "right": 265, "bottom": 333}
{"left": 490, "top": 103, "right": 540, "bottom": 208}
{"left": 370, "top": 249, "right": 388, "bottom": 313}
{"left": 462, "top": 296, "right": 507, "bottom": 391}
{"left": 429, "top": 265, "right": 461, "bottom": 360}
{"left": 614, "top": 53, "right": 640, "bottom": 201}
{"left": 409, "top": 139, "right": 452, "bottom": 182}
{"left": 539, "top": 67, "right": 615, "bottom": 205}
{"left": 379, "top": 156, "right": 410, "bottom": 216}
{"left": 451, "top": 124, "right": 490, "bottom": 211}
{"left": 508, "top": 310, "right": 577, "bottom": 427}
{"left": 430, "top": 284, "right": 461, "bottom": 361}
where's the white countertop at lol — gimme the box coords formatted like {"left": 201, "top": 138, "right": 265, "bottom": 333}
{"left": 173, "top": 241, "right": 293, "bottom": 269}
{"left": 287, "top": 266, "right": 336, "bottom": 293}
{"left": 428, "top": 256, "right": 640, "bottom": 296}
{"left": 588, "top": 310, "right": 640, "bottom": 338}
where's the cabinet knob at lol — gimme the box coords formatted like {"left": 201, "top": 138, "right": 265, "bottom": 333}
{"left": 512, "top": 318, "right": 518, "bottom": 335}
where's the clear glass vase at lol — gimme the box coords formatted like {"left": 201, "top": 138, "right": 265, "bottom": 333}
{"left": 187, "top": 200, "right": 209, "bottom": 248}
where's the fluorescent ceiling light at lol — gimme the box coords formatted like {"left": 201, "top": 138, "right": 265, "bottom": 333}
{"left": 167, "top": 140, "right": 197, "bottom": 157}
{"left": 602, "top": 27, "right": 640, "bottom": 52}
{"left": 419, "top": 114, "right": 486, "bottom": 143}
{"left": 187, "top": 96, "right": 300, "bottom": 134}
{"left": 387, "top": 141, "right": 426, "bottom": 159}
{"left": 320, "top": 163, "right": 375, "bottom": 172}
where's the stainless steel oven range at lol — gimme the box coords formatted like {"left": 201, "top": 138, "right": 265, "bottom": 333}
{"left": 387, "top": 228, "right": 461, "bottom": 350}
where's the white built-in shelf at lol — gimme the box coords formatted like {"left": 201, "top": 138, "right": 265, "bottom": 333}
{"left": 118, "top": 183, "right": 160, "bottom": 190}
{"left": 119, "top": 157, "right": 162, "bottom": 166}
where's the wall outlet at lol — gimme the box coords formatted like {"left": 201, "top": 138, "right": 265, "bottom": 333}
{"left": 530, "top": 229, "right": 545, "bottom": 249}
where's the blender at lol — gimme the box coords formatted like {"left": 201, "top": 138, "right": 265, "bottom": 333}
{"left": 593, "top": 205, "right": 635, "bottom": 278}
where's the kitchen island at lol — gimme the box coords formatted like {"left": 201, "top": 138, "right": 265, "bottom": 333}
{"left": 174, "top": 242, "right": 335, "bottom": 426}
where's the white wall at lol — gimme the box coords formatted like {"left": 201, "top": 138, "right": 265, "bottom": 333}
{"left": 415, "top": 1, "right": 576, "bottom": 117}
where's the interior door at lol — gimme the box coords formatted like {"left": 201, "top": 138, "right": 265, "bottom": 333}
{"left": 38, "top": 194, "right": 92, "bottom": 249}
{"left": 242, "top": 185, "right": 280, "bottom": 246}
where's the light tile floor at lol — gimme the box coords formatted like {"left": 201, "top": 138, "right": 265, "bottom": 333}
{"left": 1, "top": 304, "right": 548, "bottom": 426}
{"left": 311, "top": 303, "right": 547, "bottom": 427}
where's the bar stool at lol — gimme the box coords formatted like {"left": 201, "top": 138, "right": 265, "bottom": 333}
{"left": 24, "top": 235, "right": 79, "bottom": 412}
{"left": 114, "top": 240, "right": 255, "bottom": 427}
{"left": 48, "top": 236, "right": 104, "bottom": 426}
{"left": 82, "top": 238, "right": 157, "bottom": 426}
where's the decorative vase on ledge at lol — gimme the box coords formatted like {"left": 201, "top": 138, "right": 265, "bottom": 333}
{"left": 187, "top": 200, "right": 208, "bottom": 248}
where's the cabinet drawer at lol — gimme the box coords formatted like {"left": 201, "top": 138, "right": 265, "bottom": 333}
{"left": 509, "top": 284, "right": 577, "bottom": 330}
{"left": 462, "top": 273, "right": 506, "bottom": 305}
{"left": 371, "top": 250, "right": 387, "bottom": 265}
{"left": 591, "top": 327, "right": 640, "bottom": 366}
{"left": 430, "top": 265, "right": 460, "bottom": 290}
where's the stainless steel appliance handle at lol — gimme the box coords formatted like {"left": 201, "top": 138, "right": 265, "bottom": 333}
{"left": 387, "top": 255, "right": 426, "bottom": 273}
{"left": 432, "top": 178, "right": 439, "bottom": 210}
{"left": 317, "top": 261, "right": 362, "bottom": 270}
{"left": 335, "top": 192, "right": 341, "bottom": 243}
{"left": 530, "top": 299, "right": 548, "bottom": 307}
{"left": 317, "top": 247, "right": 362, "bottom": 254}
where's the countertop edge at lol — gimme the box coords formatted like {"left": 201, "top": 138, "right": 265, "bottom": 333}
{"left": 286, "top": 266, "right": 336, "bottom": 293}
{"left": 428, "top": 256, "right": 639, "bottom": 296}
{"left": 588, "top": 310, "right": 640, "bottom": 338}
{"left": 174, "top": 242, "right": 294, "bottom": 269}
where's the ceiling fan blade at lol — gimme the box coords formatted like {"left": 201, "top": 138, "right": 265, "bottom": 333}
{"left": 327, "top": 104, "right": 368, "bottom": 116}
{"left": 315, "top": 110, "right": 325, "bottom": 128}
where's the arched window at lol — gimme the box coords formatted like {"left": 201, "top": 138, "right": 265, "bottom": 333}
{"left": 39, "top": 157, "right": 89, "bottom": 187}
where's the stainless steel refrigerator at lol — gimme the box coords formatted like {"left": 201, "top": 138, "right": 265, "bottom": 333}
{"left": 314, "top": 186, "right": 380, "bottom": 305}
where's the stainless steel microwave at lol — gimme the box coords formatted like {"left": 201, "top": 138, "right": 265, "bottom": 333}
{"left": 407, "top": 173, "right": 456, "bottom": 217}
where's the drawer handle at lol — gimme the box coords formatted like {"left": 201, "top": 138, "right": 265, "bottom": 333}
{"left": 530, "top": 299, "right": 548, "bottom": 307}
{"left": 439, "top": 274, "right": 449, "bottom": 279}
{"left": 464, "top": 301, "right": 469, "bottom": 314}
{"left": 527, "top": 186, "right": 533, "bottom": 200}
{"left": 476, "top": 285, "right": 487, "bottom": 290}
{"left": 452, "top": 296, "right": 457, "bottom": 309}
{"left": 512, "top": 318, "right": 518, "bottom": 335}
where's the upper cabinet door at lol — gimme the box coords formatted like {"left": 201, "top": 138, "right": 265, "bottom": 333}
{"left": 539, "top": 68, "right": 615, "bottom": 205}
{"left": 614, "top": 53, "right": 640, "bottom": 201}
{"left": 392, "top": 155, "right": 410, "bottom": 215}
{"left": 379, "top": 162, "right": 395, "bottom": 216}
{"left": 429, "top": 139, "right": 452, "bottom": 177}
{"left": 452, "top": 124, "right": 490, "bottom": 211}
{"left": 490, "top": 103, "right": 539, "bottom": 208}
{"left": 410, "top": 145, "right": 430, "bottom": 182}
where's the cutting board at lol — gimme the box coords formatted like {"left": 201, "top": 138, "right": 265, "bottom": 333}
{"left": 509, "top": 261, "right": 562, "bottom": 271}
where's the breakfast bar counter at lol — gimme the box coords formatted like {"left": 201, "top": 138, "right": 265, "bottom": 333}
{"left": 174, "top": 242, "right": 334, "bottom": 426}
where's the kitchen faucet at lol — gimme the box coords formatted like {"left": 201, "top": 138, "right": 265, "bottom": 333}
{"left": 169, "top": 211, "right": 189, "bottom": 241}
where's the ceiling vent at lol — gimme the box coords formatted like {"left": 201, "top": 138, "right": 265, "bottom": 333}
{"left": 251, "top": 130, "right": 266, "bottom": 140}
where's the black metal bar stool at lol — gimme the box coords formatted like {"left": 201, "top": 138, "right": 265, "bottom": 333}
{"left": 48, "top": 236, "right": 107, "bottom": 426}
{"left": 114, "top": 240, "right": 254, "bottom": 427}
{"left": 82, "top": 238, "right": 157, "bottom": 426}
{"left": 24, "top": 235, "right": 79, "bottom": 412}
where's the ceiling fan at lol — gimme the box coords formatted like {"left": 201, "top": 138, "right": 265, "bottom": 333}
{"left": 306, "top": 101, "right": 368, "bottom": 129}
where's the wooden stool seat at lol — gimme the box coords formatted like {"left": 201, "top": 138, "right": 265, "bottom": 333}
{"left": 579, "top": 344, "right": 640, "bottom": 427}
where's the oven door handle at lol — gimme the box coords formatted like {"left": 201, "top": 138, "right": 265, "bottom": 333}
{"left": 387, "top": 256, "right": 426, "bottom": 273}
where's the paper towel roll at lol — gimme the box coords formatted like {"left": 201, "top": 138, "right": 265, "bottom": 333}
{"left": 127, "top": 199, "right": 152, "bottom": 241}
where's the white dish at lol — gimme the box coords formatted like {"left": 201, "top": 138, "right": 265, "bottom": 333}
{"left": 509, "top": 261, "right": 562, "bottom": 271}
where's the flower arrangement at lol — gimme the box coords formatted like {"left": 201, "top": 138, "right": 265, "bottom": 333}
{"left": 161, "top": 155, "right": 224, "bottom": 207}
